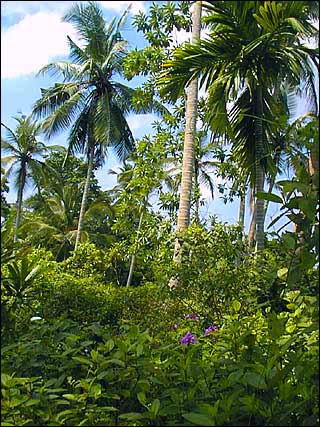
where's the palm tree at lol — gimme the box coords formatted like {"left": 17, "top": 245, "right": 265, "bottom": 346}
{"left": 192, "top": 130, "right": 219, "bottom": 223}
{"left": 158, "top": 1, "right": 318, "bottom": 252}
{"left": 174, "top": 0, "right": 202, "bottom": 237}
{"left": 22, "top": 181, "right": 113, "bottom": 260}
{"left": 33, "top": 2, "right": 166, "bottom": 251}
{"left": 1, "top": 114, "right": 60, "bottom": 242}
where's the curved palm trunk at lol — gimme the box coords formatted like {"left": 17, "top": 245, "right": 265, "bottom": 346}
{"left": 255, "top": 86, "right": 265, "bottom": 252}
{"left": 14, "top": 164, "right": 26, "bottom": 242}
{"left": 126, "top": 208, "right": 144, "bottom": 287}
{"left": 75, "top": 145, "right": 94, "bottom": 251}
{"left": 173, "top": 1, "right": 202, "bottom": 265}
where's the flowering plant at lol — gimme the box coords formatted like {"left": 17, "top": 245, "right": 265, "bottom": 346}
{"left": 185, "top": 313, "right": 199, "bottom": 321}
{"left": 180, "top": 332, "right": 198, "bottom": 345}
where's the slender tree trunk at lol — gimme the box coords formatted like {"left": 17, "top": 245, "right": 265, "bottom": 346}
{"left": 248, "top": 197, "right": 257, "bottom": 249}
{"left": 255, "top": 86, "right": 265, "bottom": 252}
{"left": 172, "top": 0, "right": 202, "bottom": 266}
{"left": 309, "top": 143, "right": 319, "bottom": 188}
{"left": 193, "top": 163, "right": 200, "bottom": 224}
{"left": 14, "top": 165, "right": 26, "bottom": 242}
{"left": 75, "top": 145, "right": 95, "bottom": 251}
{"left": 262, "top": 174, "right": 276, "bottom": 225}
{"left": 126, "top": 209, "right": 144, "bottom": 287}
{"left": 238, "top": 193, "right": 245, "bottom": 231}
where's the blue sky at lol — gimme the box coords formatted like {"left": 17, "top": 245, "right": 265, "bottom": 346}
{"left": 2, "top": 0, "right": 313, "bottom": 234}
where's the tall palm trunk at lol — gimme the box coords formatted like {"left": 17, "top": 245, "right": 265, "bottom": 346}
{"left": 126, "top": 208, "right": 144, "bottom": 287}
{"left": 255, "top": 86, "right": 265, "bottom": 252}
{"left": 173, "top": 0, "right": 202, "bottom": 263}
{"left": 75, "top": 145, "right": 95, "bottom": 251}
{"left": 14, "top": 164, "right": 26, "bottom": 242}
{"left": 193, "top": 161, "right": 200, "bottom": 224}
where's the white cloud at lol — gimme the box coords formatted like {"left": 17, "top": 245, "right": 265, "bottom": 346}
{"left": 2, "top": 11, "right": 78, "bottom": 79}
{"left": 99, "top": 1, "right": 145, "bottom": 15}
{"left": 127, "top": 113, "right": 156, "bottom": 133}
{"left": 1, "top": 1, "right": 68, "bottom": 17}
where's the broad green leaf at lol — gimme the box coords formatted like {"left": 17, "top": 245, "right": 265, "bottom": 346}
{"left": 1, "top": 373, "right": 13, "bottom": 388}
{"left": 137, "top": 391, "right": 147, "bottom": 406}
{"left": 243, "top": 372, "right": 267, "bottom": 389}
{"left": 71, "top": 356, "right": 93, "bottom": 366}
{"left": 25, "top": 399, "right": 40, "bottom": 406}
{"left": 62, "top": 394, "right": 81, "bottom": 401}
{"left": 104, "top": 339, "right": 114, "bottom": 352}
{"left": 232, "top": 300, "right": 241, "bottom": 312}
{"left": 182, "top": 412, "right": 215, "bottom": 426}
{"left": 136, "top": 343, "right": 143, "bottom": 356}
{"left": 277, "top": 268, "right": 288, "bottom": 279}
{"left": 150, "top": 398, "right": 160, "bottom": 416}
{"left": 256, "top": 191, "right": 282, "bottom": 204}
{"left": 119, "top": 412, "right": 146, "bottom": 421}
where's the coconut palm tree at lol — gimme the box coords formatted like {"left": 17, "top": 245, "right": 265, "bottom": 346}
{"left": 173, "top": 0, "right": 202, "bottom": 237}
{"left": 158, "top": 0, "right": 318, "bottom": 252}
{"left": 33, "top": 2, "right": 166, "bottom": 251}
{"left": 1, "top": 115, "right": 61, "bottom": 242}
{"left": 21, "top": 181, "right": 114, "bottom": 260}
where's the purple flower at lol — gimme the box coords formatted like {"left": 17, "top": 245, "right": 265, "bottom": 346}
{"left": 172, "top": 323, "right": 179, "bottom": 331}
{"left": 204, "top": 325, "right": 218, "bottom": 337}
{"left": 185, "top": 314, "right": 199, "bottom": 322}
{"left": 180, "top": 332, "right": 198, "bottom": 346}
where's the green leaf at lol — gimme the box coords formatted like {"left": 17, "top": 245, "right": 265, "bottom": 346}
{"left": 137, "top": 391, "right": 147, "bottom": 406}
{"left": 298, "top": 199, "right": 316, "bottom": 221}
{"left": 119, "top": 412, "right": 146, "bottom": 421}
{"left": 256, "top": 191, "right": 282, "bottom": 203}
{"left": 56, "top": 409, "right": 77, "bottom": 420}
{"left": 97, "top": 371, "right": 109, "bottom": 380}
{"left": 1, "top": 373, "right": 13, "bottom": 388}
{"left": 232, "top": 300, "right": 241, "bottom": 312}
{"left": 277, "top": 268, "right": 288, "bottom": 280}
{"left": 243, "top": 372, "right": 267, "bottom": 389}
{"left": 104, "top": 339, "right": 114, "bottom": 352}
{"left": 182, "top": 412, "right": 215, "bottom": 426}
{"left": 228, "top": 370, "right": 243, "bottom": 385}
{"left": 25, "top": 399, "right": 40, "bottom": 406}
{"left": 136, "top": 343, "right": 143, "bottom": 356}
{"left": 150, "top": 398, "right": 160, "bottom": 416}
{"left": 277, "top": 180, "right": 309, "bottom": 194}
{"left": 106, "top": 358, "right": 125, "bottom": 367}
{"left": 71, "top": 356, "right": 93, "bottom": 366}
{"left": 62, "top": 394, "right": 80, "bottom": 401}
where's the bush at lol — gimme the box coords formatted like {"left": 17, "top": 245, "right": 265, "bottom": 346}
{"left": 2, "top": 292, "right": 318, "bottom": 426}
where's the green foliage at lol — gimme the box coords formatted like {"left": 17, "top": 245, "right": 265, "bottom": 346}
{"left": 1, "top": 3, "right": 319, "bottom": 426}
{"left": 2, "top": 291, "right": 318, "bottom": 426}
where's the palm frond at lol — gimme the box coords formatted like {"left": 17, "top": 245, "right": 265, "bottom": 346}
{"left": 33, "top": 82, "right": 81, "bottom": 119}
{"left": 109, "top": 103, "right": 135, "bottom": 161}
{"left": 37, "top": 61, "right": 86, "bottom": 82}
{"left": 41, "top": 88, "right": 87, "bottom": 138}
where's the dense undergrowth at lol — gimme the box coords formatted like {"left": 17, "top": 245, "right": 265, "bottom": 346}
{"left": 2, "top": 223, "right": 319, "bottom": 426}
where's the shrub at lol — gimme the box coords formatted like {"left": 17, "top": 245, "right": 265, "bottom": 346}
{"left": 2, "top": 292, "right": 318, "bottom": 426}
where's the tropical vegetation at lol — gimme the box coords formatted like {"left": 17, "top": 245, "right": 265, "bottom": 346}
{"left": 1, "top": 1, "right": 319, "bottom": 426}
